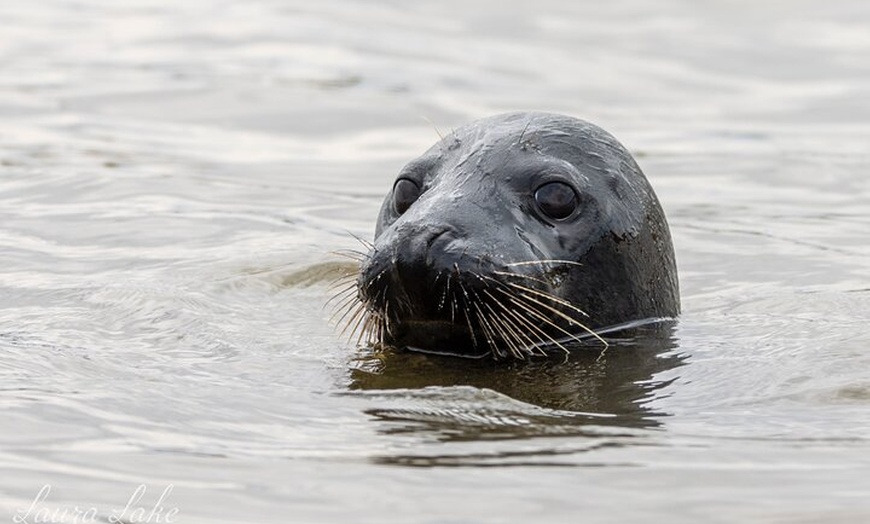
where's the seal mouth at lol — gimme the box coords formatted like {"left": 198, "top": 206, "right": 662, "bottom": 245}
{"left": 338, "top": 266, "right": 608, "bottom": 360}
{"left": 391, "top": 320, "right": 488, "bottom": 358}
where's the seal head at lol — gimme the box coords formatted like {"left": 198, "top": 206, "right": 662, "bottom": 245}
{"left": 350, "top": 112, "right": 679, "bottom": 358}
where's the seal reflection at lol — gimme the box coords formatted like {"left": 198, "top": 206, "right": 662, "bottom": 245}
{"left": 348, "top": 321, "right": 684, "bottom": 458}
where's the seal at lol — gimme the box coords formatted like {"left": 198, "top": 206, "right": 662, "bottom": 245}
{"left": 335, "top": 112, "right": 679, "bottom": 359}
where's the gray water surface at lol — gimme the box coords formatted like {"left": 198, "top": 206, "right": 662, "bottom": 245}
{"left": 1, "top": 1, "right": 869, "bottom": 523}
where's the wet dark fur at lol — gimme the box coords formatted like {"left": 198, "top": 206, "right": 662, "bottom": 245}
{"left": 336, "top": 112, "right": 679, "bottom": 359}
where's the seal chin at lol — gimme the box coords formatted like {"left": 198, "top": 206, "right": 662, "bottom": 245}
{"left": 391, "top": 320, "right": 484, "bottom": 357}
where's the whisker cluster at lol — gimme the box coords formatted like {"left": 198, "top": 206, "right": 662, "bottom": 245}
{"left": 327, "top": 268, "right": 392, "bottom": 349}
{"left": 329, "top": 254, "right": 608, "bottom": 360}
{"left": 472, "top": 271, "right": 607, "bottom": 358}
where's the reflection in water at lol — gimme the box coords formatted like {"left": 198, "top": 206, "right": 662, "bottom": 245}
{"left": 347, "top": 322, "right": 684, "bottom": 465}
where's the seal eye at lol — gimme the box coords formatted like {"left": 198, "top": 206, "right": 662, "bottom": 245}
{"left": 393, "top": 178, "right": 421, "bottom": 215}
{"left": 534, "top": 181, "right": 578, "bottom": 220}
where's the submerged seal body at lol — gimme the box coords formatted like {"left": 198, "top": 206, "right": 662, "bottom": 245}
{"left": 349, "top": 112, "right": 679, "bottom": 359}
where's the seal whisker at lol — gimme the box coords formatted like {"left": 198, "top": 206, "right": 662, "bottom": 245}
{"left": 367, "top": 312, "right": 387, "bottom": 347}
{"left": 494, "top": 310, "right": 535, "bottom": 355}
{"left": 346, "top": 302, "right": 374, "bottom": 344}
{"left": 356, "top": 313, "right": 373, "bottom": 346}
{"left": 374, "top": 319, "right": 383, "bottom": 347}
{"left": 505, "top": 259, "right": 584, "bottom": 268}
{"left": 446, "top": 273, "right": 456, "bottom": 324}
{"left": 453, "top": 278, "right": 479, "bottom": 351}
{"left": 330, "top": 249, "right": 370, "bottom": 262}
{"left": 327, "top": 296, "right": 361, "bottom": 325}
{"left": 470, "top": 304, "right": 491, "bottom": 348}
{"left": 326, "top": 278, "right": 358, "bottom": 296}
{"left": 470, "top": 289, "right": 497, "bottom": 337}
{"left": 342, "top": 304, "right": 367, "bottom": 339}
{"left": 469, "top": 272, "right": 530, "bottom": 358}
{"left": 329, "top": 291, "right": 364, "bottom": 324}
{"left": 511, "top": 290, "right": 608, "bottom": 347}
{"left": 326, "top": 277, "right": 360, "bottom": 298}
{"left": 478, "top": 312, "right": 504, "bottom": 358}
{"left": 492, "top": 270, "right": 551, "bottom": 287}
{"left": 478, "top": 274, "right": 580, "bottom": 354}
{"left": 470, "top": 298, "right": 502, "bottom": 358}
{"left": 358, "top": 311, "right": 381, "bottom": 347}
{"left": 435, "top": 272, "right": 450, "bottom": 312}
{"left": 484, "top": 289, "right": 560, "bottom": 356}
{"left": 420, "top": 115, "right": 445, "bottom": 142}
{"left": 504, "top": 282, "right": 591, "bottom": 318}
{"left": 487, "top": 286, "right": 570, "bottom": 355}
{"left": 465, "top": 273, "right": 513, "bottom": 357}
{"left": 493, "top": 286, "right": 596, "bottom": 349}
{"left": 517, "top": 118, "right": 533, "bottom": 147}
{"left": 481, "top": 298, "right": 524, "bottom": 359}
{"left": 328, "top": 266, "right": 360, "bottom": 283}
{"left": 461, "top": 304, "right": 479, "bottom": 351}
{"left": 325, "top": 284, "right": 358, "bottom": 308}
{"left": 328, "top": 279, "right": 358, "bottom": 294}
{"left": 383, "top": 299, "right": 394, "bottom": 340}
{"left": 485, "top": 300, "right": 535, "bottom": 358}
{"left": 369, "top": 321, "right": 379, "bottom": 347}
{"left": 347, "top": 232, "right": 375, "bottom": 251}
{"left": 510, "top": 312, "right": 566, "bottom": 356}
{"left": 338, "top": 303, "right": 367, "bottom": 339}
{"left": 364, "top": 269, "right": 385, "bottom": 294}
{"left": 382, "top": 299, "right": 393, "bottom": 340}
{"left": 373, "top": 285, "right": 390, "bottom": 321}
{"left": 328, "top": 291, "right": 356, "bottom": 313}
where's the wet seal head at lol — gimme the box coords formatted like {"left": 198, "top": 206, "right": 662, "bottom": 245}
{"left": 337, "top": 112, "right": 679, "bottom": 359}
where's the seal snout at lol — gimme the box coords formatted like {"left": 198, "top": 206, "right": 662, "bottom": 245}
{"left": 370, "top": 221, "right": 474, "bottom": 319}
{"left": 358, "top": 216, "right": 507, "bottom": 331}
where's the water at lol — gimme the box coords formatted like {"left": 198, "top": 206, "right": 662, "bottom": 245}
{"left": 1, "top": 1, "right": 869, "bottom": 522}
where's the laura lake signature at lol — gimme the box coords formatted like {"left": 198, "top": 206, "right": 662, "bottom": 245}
{"left": 13, "top": 484, "right": 179, "bottom": 524}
